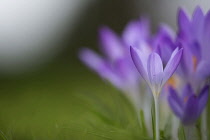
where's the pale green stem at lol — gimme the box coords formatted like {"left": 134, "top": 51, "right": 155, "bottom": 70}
{"left": 154, "top": 95, "right": 159, "bottom": 140}
{"left": 201, "top": 108, "right": 208, "bottom": 140}
{"left": 184, "top": 125, "right": 197, "bottom": 140}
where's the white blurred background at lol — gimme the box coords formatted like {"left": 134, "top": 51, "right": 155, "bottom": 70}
{"left": 0, "top": 0, "right": 94, "bottom": 73}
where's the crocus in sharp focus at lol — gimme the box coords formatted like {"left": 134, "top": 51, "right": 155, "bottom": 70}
{"left": 130, "top": 46, "right": 183, "bottom": 97}
{"left": 177, "top": 6, "right": 210, "bottom": 88}
{"left": 168, "top": 84, "right": 209, "bottom": 125}
{"left": 130, "top": 44, "right": 183, "bottom": 140}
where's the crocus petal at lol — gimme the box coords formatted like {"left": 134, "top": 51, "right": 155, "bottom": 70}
{"left": 178, "top": 46, "right": 193, "bottom": 79}
{"left": 154, "top": 24, "right": 176, "bottom": 63}
{"left": 181, "top": 84, "right": 193, "bottom": 99}
{"left": 147, "top": 52, "right": 163, "bottom": 92}
{"left": 79, "top": 48, "right": 106, "bottom": 74}
{"left": 168, "top": 87, "right": 183, "bottom": 118}
{"left": 192, "top": 6, "right": 204, "bottom": 23}
{"left": 196, "top": 60, "right": 210, "bottom": 81}
{"left": 202, "top": 11, "right": 210, "bottom": 60}
{"left": 192, "top": 6, "right": 204, "bottom": 39}
{"left": 79, "top": 48, "right": 122, "bottom": 88}
{"left": 177, "top": 8, "right": 190, "bottom": 32}
{"left": 99, "top": 26, "right": 124, "bottom": 61}
{"left": 182, "top": 95, "right": 199, "bottom": 125}
{"left": 163, "top": 48, "right": 183, "bottom": 84}
{"left": 114, "top": 57, "right": 138, "bottom": 86}
{"left": 190, "top": 41, "right": 201, "bottom": 61}
{"left": 198, "top": 85, "right": 209, "bottom": 115}
{"left": 130, "top": 46, "right": 149, "bottom": 82}
{"left": 123, "top": 18, "right": 150, "bottom": 47}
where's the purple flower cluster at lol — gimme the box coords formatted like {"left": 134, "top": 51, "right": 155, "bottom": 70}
{"left": 79, "top": 6, "right": 210, "bottom": 126}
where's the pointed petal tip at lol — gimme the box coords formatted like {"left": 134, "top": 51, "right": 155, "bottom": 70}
{"left": 177, "top": 7, "right": 190, "bottom": 29}
{"left": 162, "top": 47, "right": 183, "bottom": 84}
{"left": 194, "top": 5, "right": 203, "bottom": 15}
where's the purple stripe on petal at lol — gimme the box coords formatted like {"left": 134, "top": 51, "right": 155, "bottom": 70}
{"left": 130, "top": 46, "right": 149, "bottom": 82}
{"left": 163, "top": 48, "right": 183, "bottom": 85}
{"left": 99, "top": 26, "right": 124, "bottom": 61}
{"left": 198, "top": 85, "right": 209, "bottom": 115}
{"left": 168, "top": 87, "right": 183, "bottom": 118}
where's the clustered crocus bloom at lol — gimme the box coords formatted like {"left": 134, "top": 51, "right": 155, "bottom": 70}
{"left": 166, "top": 7, "right": 210, "bottom": 128}
{"left": 130, "top": 41, "right": 183, "bottom": 140}
{"left": 79, "top": 24, "right": 149, "bottom": 114}
{"left": 130, "top": 46, "right": 183, "bottom": 97}
{"left": 177, "top": 7, "right": 210, "bottom": 89}
{"left": 79, "top": 6, "right": 210, "bottom": 140}
{"left": 168, "top": 84, "right": 209, "bottom": 125}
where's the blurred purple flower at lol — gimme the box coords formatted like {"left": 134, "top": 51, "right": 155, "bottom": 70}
{"left": 177, "top": 6, "right": 210, "bottom": 86}
{"left": 130, "top": 46, "right": 183, "bottom": 96}
{"left": 153, "top": 24, "right": 177, "bottom": 64}
{"left": 79, "top": 26, "right": 139, "bottom": 91}
{"left": 168, "top": 84, "right": 209, "bottom": 125}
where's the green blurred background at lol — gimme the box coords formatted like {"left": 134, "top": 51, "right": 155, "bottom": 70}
{"left": 0, "top": 0, "right": 209, "bottom": 139}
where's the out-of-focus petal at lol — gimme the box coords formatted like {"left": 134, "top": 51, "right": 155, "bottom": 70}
{"left": 154, "top": 24, "right": 176, "bottom": 63}
{"left": 196, "top": 60, "right": 210, "bottom": 81}
{"left": 190, "top": 41, "right": 201, "bottom": 61}
{"left": 168, "top": 87, "right": 183, "bottom": 118}
{"left": 79, "top": 48, "right": 106, "bottom": 74}
{"left": 192, "top": 6, "right": 204, "bottom": 22}
{"left": 192, "top": 6, "right": 204, "bottom": 40}
{"left": 99, "top": 26, "right": 124, "bottom": 61}
{"left": 178, "top": 45, "right": 193, "bottom": 79}
{"left": 198, "top": 85, "right": 209, "bottom": 115}
{"left": 202, "top": 11, "right": 210, "bottom": 60}
{"left": 79, "top": 48, "right": 121, "bottom": 88}
{"left": 181, "top": 84, "right": 193, "bottom": 99}
{"left": 182, "top": 95, "right": 199, "bottom": 125}
{"left": 177, "top": 8, "right": 190, "bottom": 32}
{"left": 123, "top": 18, "right": 150, "bottom": 47}
{"left": 163, "top": 48, "right": 183, "bottom": 84}
{"left": 130, "top": 46, "right": 149, "bottom": 82}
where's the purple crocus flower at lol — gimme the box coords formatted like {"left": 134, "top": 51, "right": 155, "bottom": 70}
{"left": 153, "top": 24, "right": 177, "bottom": 64}
{"left": 168, "top": 84, "right": 209, "bottom": 125}
{"left": 79, "top": 22, "right": 154, "bottom": 112}
{"left": 130, "top": 46, "right": 183, "bottom": 96}
{"left": 79, "top": 26, "right": 139, "bottom": 92}
{"left": 177, "top": 6, "right": 210, "bottom": 87}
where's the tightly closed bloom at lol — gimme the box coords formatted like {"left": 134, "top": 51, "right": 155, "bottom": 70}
{"left": 168, "top": 84, "right": 209, "bottom": 125}
{"left": 130, "top": 46, "right": 183, "bottom": 96}
{"left": 177, "top": 6, "right": 210, "bottom": 86}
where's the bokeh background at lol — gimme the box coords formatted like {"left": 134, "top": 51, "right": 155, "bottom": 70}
{"left": 0, "top": 0, "right": 209, "bottom": 139}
